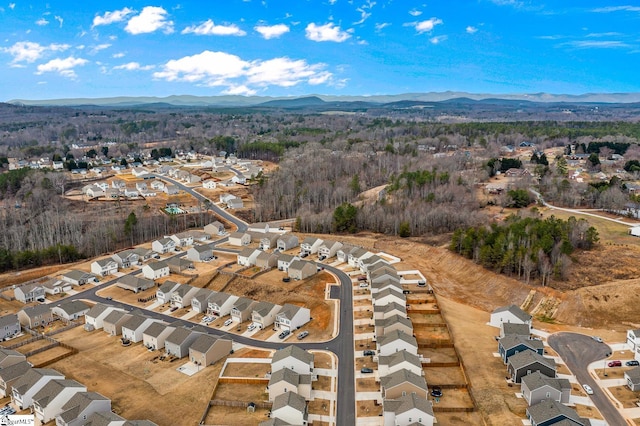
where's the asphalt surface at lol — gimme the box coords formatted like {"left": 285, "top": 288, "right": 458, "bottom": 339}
{"left": 67, "top": 175, "right": 356, "bottom": 424}
{"left": 548, "top": 332, "right": 626, "bottom": 426}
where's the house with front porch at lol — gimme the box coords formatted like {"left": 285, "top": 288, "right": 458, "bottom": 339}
{"left": 90, "top": 259, "right": 118, "bottom": 277}
{"left": 156, "top": 281, "right": 181, "bottom": 304}
{"left": 251, "top": 302, "right": 281, "bottom": 330}
{"left": 231, "top": 298, "right": 258, "bottom": 323}
{"left": 275, "top": 304, "right": 310, "bottom": 332}
{"left": 498, "top": 335, "right": 545, "bottom": 364}
{"left": 507, "top": 351, "right": 556, "bottom": 384}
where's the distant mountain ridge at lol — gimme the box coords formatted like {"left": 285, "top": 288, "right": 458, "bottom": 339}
{"left": 8, "top": 91, "right": 640, "bottom": 107}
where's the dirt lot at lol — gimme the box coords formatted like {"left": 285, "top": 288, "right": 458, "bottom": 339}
{"left": 423, "top": 367, "right": 467, "bottom": 386}
{"left": 27, "top": 345, "right": 72, "bottom": 367}
{"left": 420, "top": 347, "right": 459, "bottom": 364}
{"left": 222, "top": 363, "right": 271, "bottom": 378}
{"left": 430, "top": 387, "right": 475, "bottom": 409}
{"left": 355, "top": 377, "right": 379, "bottom": 392}
{"left": 355, "top": 400, "right": 382, "bottom": 417}
{"left": 609, "top": 385, "right": 640, "bottom": 408}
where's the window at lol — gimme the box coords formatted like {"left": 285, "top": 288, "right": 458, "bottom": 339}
{"left": 546, "top": 392, "right": 551, "bottom": 398}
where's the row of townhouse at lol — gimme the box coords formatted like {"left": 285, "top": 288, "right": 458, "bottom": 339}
{"left": 490, "top": 306, "right": 593, "bottom": 426}
{"left": 14, "top": 300, "right": 92, "bottom": 329}
{"left": 236, "top": 248, "right": 318, "bottom": 280}
{"left": 0, "top": 346, "right": 156, "bottom": 425}
{"left": 14, "top": 269, "right": 98, "bottom": 304}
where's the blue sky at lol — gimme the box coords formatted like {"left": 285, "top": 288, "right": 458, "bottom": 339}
{"left": 1, "top": 1, "right": 639, "bottom": 100}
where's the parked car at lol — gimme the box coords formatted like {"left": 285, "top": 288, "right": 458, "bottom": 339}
{"left": 359, "top": 282, "right": 369, "bottom": 288}
{"left": 278, "top": 330, "right": 291, "bottom": 339}
{"left": 430, "top": 386, "right": 443, "bottom": 398}
{"left": 247, "top": 323, "right": 258, "bottom": 332}
{"left": 626, "top": 360, "right": 640, "bottom": 366}
{"left": 170, "top": 306, "right": 178, "bottom": 312}
{"left": 363, "top": 350, "right": 375, "bottom": 356}
{"left": 223, "top": 319, "right": 233, "bottom": 327}
{"left": 300, "top": 253, "right": 308, "bottom": 258}
{"left": 357, "top": 275, "right": 367, "bottom": 281}
{"left": 105, "top": 297, "right": 113, "bottom": 301}
{"left": 282, "top": 277, "right": 291, "bottom": 283}
{"left": 417, "top": 280, "right": 427, "bottom": 287}
{"left": 608, "top": 360, "right": 622, "bottom": 367}
{"left": 360, "top": 368, "right": 374, "bottom": 373}
{"left": 297, "top": 331, "right": 309, "bottom": 340}
{"left": 582, "top": 384, "right": 594, "bottom": 395}
{"left": 592, "top": 336, "right": 603, "bottom": 343}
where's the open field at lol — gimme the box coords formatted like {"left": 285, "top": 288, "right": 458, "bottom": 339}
{"left": 355, "top": 377, "right": 379, "bottom": 392}
{"left": 355, "top": 400, "right": 382, "bottom": 417}
{"left": 222, "top": 363, "right": 271, "bottom": 378}
{"left": 609, "top": 385, "right": 640, "bottom": 408}
{"left": 429, "top": 387, "right": 475, "bottom": 409}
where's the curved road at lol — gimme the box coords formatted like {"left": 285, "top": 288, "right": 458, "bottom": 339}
{"left": 69, "top": 176, "right": 356, "bottom": 425}
{"left": 548, "top": 332, "right": 626, "bottom": 426}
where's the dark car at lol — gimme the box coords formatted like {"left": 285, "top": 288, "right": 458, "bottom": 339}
{"left": 360, "top": 368, "right": 374, "bottom": 373}
{"left": 430, "top": 386, "right": 443, "bottom": 398}
{"left": 278, "top": 330, "right": 291, "bottom": 339}
{"left": 363, "top": 350, "right": 375, "bottom": 356}
{"left": 608, "top": 360, "right": 622, "bottom": 367}
{"left": 626, "top": 360, "right": 640, "bottom": 366}
{"left": 282, "top": 277, "right": 291, "bottom": 283}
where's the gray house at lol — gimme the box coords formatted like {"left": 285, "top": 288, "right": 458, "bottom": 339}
{"left": 507, "top": 351, "right": 556, "bottom": 384}
{"left": 60, "top": 270, "right": 95, "bottom": 286}
{"left": 156, "top": 280, "right": 181, "bottom": 304}
{"left": 191, "top": 289, "right": 216, "bottom": 314}
{"left": 102, "top": 311, "right": 133, "bottom": 337}
{"left": 187, "top": 245, "right": 213, "bottom": 262}
{"left": 17, "top": 305, "right": 53, "bottom": 329}
{"left": 164, "top": 327, "right": 203, "bottom": 358}
{"left": 0, "top": 361, "right": 31, "bottom": 398}
{"left": 143, "top": 323, "right": 176, "bottom": 351}
{"left": 14, "top": 283, "right": 45, "bottom": 303}
{"left": 231, "top": 298, "right": 258, "bottom": 323}
{"left": 55, "top": 391, "right": 112, "bottom": 426}
{"left": 526, "top": 399, "right": 589, "bottom": 426}
{"left": 626, "top": 367, "right": 640, "bottom": 391}
{"left": 500, "top": 322, "right": 531, "bottom": 338}
{"left": 116, "top": 275, "right": 155, "bottom": 293}
{"left": 11, "top": 368, "right": 65, "bottom": 410}
{"left": 498, "top": 335, "right": 545, "bottom": 364}
{"left": 521, "top": 371, "right": 571, "bottom": 406}
{"left": 277, "top": 234, "right": 299, "bottom": 251}
{"left": 0, "top": 348, "right": 26, "bottom": 368}
{"left": 0, "top": 314, "right": 21, "bottom": 341}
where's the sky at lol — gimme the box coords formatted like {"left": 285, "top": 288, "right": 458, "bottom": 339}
{"left": 1, "top": 1, "right": 639, "bottom": 100}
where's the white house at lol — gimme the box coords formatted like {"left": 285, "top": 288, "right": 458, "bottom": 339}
{"left": 277, "top": 254, "right": 300, "bottom": 272}
{"left": 32, "top": 379, "right": 86, "bottom": 424}
{"left": 207, "top": 292, "right": 239, "bottom": 318}
{"left": 121, "top": 315, "right": 163, "bottom": 343}
{"left": 270, "top": 391, "right": 308, "bottom": 426}
{"left": 318, "top": 240, "right": 343, "bottom": 259}
{"left": 142, "top": 323, "right": 175, "bottom": 351}
{"left": 378, "top": 330, "right": 419, "bottom": 357}
{"left": 383, "top": 393, "right": 434, "bottom": 426}
{"left": 276, "top": 304, "right": 311, "bottom": 332}
{"left": 51, "top": 300, "right": 91, "bottom": 322}
{"left": 272, "top": 345, "right": 315, "bottom": 376}
{"left": 202, "top": 180, "right": 217, "bottom": 189}
{"left": 152, "top": 237, "right": 176, "bottom": 254}
{"left": 231, "top": 175, "right": 246, "bottom": 185}
{"left": 84, "top": 304, "right": 126, "bottom": 331}
{"left": 11, "top": 368, "right": 65, "bottom": 410}
{"left": 90, "top": 259, "right": 118, "bottom": 277}
{"left": 277, "top": 234, "right": 299, "bottom": 252}
{"left": 300, "top": 237, "right": 324, "bottom": 255}
{"left": 237, "top": 248, "right": 261, "bottom": 266}
{"left": 142, "top": 261, "right": 170, "bottom": 280}
{"left": 490, "top": 305, "right": 533, "bottom": 328}
{"left": 228, "top": 232, "right": 251, "bottom": 246}
{"left": 156, "top": 280, "right": 181, "bottom": 304}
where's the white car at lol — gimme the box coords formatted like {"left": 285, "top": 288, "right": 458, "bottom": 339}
{"left": 247, "top": 323, "right": 258, "bottom": 331}
{"left": 592, "top": 336, "right": 603, "bottom": 343}
{"left": 582, "top": 384, "right": 594, "bottom": 395}
{"left": 223, "top": 319, "right": 233, "bottom": 327}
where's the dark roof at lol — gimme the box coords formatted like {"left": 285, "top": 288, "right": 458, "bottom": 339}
{"left": 272, "top": 345, "right": 314, "bottom": 365}
{"left": 272, "top": 391, "right": 307, "bottom": 414}
{"left": 526, "top": 399, "right": 586, "bottom": 426}
{"left": 501, "top": 322, "right": 531, "bottom": 336}
{"left": 385, "top": 392, "right": 434, "bottom": 417}
{"left": 499, "top": 335, "right": 544, "bottom": 352}
{"left": 521, "top": 371, "right": 571, "bottom": 393}
{"left": 508, "top": 351, "right": 555, "bottom": 371}
{"left": 626, "top": 366, "right": 640, "bottom": 384}
{"left": 190, "top": 334, "right": 229, "bottom": 353}
{"left": 493, "top": 304, "right": 532, "bottom": 323}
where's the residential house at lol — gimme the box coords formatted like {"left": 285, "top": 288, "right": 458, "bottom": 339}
{"left": 0, "top": 314, "right": 21, "bottom": 341}
{"left": 227, "top": 197, "right": 244, "bottom": 209}
{"left": 628, "top": 329, "right": 640, "bottom": 352}
{"left": 499, "top": 335, "right": 545, "bottom": 364}
{"left": 166, "top": 257, "right": 194, "bottom": 273}
{"left": 11, "top": 368, "right": 65, "bottom": 410}
{"left": 156, "top": 281, "right": 181, "bottom": 304}
{"left": 276, "top": 304, "right": 311, "bottom": 332}
{"left": 90, "top": 259, "right": 118, "bottom": 277}
{"left": 152, "top": 237, "right": 176, "bottom": 254}
{"left": 255, "top": 251, "right": 278, "bottom": 269}
{"left": 500, "top": 322, "right": 531, "bottom": 339}
{"left": 377, "top": 350, "right": 423, "bottom": 378}
{"left": 251, "top": 302, "right": 281, "bottom": 330}
{"left": 277, "top": 254, "right": 300, "bottom": 272}
{"left": 300, "top": 237, "right": 323, "bottom": 255}
{"left": 14, "top": 283, "right": 45, "bottom": 303}
{"left": 228, "top": 232, "right": 251, "bottom": 246}
{"left": 318, "top": 240, "right": 343, "bottom": 259}
{"left": 132, "top": 247, "right": 154, "bottom": 262}
{"left": 626, "top": 367, "right": 640, "bottom": 391}
{"left": 374, "top": 303, "right": 407, "bottom": 321}
{"left": 150, "top": 180, "right": 165, "bottom": 191}
{"left": 102, "top": 311, "right": 133, "bottom": 337}
{"left": 0, "top": 361, "right": 31, "bottom": 398}
{"left": 135, "top": 182, "right": 148, "bottom": 192}
{"left": 61, "top": 270, "right": 96, "bottom": 286}
{"left": 0, "top": 348, "right": 26, "bottom": 369}
{"left": 33, "top": 379, "right": 86, "bottom": 424}
{"left": 17, "top": 305, "right": 53, "bottom": 329}
{"left": 272, "top": 346, "right": 315, "bottom": 376}
{"left": 188, "top": 334, "right": 232, "bottom": 367}
{"left": 55, "top": 391, "right": 112, "bottom": 426}
{"left": 348, "top": 248, "right": 374, "bottom": 268}
{"left": 204, "top": 221, "right": 225, "bottom": 236}
{"left": 170, "top": 284, "right": 200, "bottom": 309}
{"left": 371, "top": 279, "right": 402, "bottom": 296}
{"left": 336, "top": 245, "right": 355, "bottom": 263}
{"left": 490, "top": 305, "right": 533, "bottom": 328}
{"left": 269, "top": 391, "right": 308, "bottom": 426}
{"left": 143, "top": 323, "right": 176, "bottom": 351}
{"left": 370, "top": 266, "right": 400, "bottom": 284}
{"left": 380, "top": 369, "right": 428, "bottom": 401}
{"left": 219, "top": 193, "right": 237, "bottom": 204}
{"left": 378, "top": 330, "right": 419, "bottom": 357}
{"left": 521, "top": 371, "right": 571, "bottom": 406}
{"left": 121, "top": 314, "right": 164, "bottom": 343}
{"left": 84, "top": 185, "right": 105, "bottom": 199}
{"left": 237, "top": 248, "right": 262, "bottom": 266}
{"left": 360, "top": 255, "right": 389, "bottom": 274}
{"left": 507, "top": 351, "right": 556, "bottom": 384}
{"left": 191, "top": 289, "right": 216, "bottom": 314}
{"left": 276, "top": 235, "right": 299, "bottom": 252}
{"left": 207, "top": 292, "right": 239, "bottom": 318}
{"left": 131, "top": 167, "right": 147, "bottom": 177}
{"left": 116, "top": 275, "right": 155, "bottom": 293}
{"left": 84, "top": 304, "right": 126, "bottom": 331}
{"left": 111, "top": 249, "right": 140, "bottom": 268}
{"left": 375, "top": 315, "right": 413, "bottom": 339}
{"left": 231, "top": 175, "right": 246, "bottom": 185}
{"left": 41, "top": 278, "right": 71, "bottom": 296}
{"left": 163, "top": 184, "right": 179, "bottom": 195}
{"left": 231, "top": 298, "right": 258, "bottom": 323}
{"left": 111, "top": 179, "right": 125, "bottom": 190}
{"left": 259, "top": 233, "right": 281, "bottom": 250}
{"left": 383, "top": 393, "right": 434, "bottom": 426}
{"left": 187, "top": 245, "right": 213, "bottom": 262}
{"left": 287, "top": 260, "right": 316, "bottom": 281}
{"left": 142, "top": 261, "right": 170, "bottom": 280}
{"left": 526, "top": 399, "right": 589, "bottom": 426}
{"left": 248, "top": 223, "right": 270, "bottom": 234}
{"left": 202, "top": 180, "right": 217, "bottom": 189}
{"left": 170, "top": 232, "right": 194, "bottom": 247}
{"left": 164, "top": 327, "right": 203, "bottom": 358}
{"left": 372, "top": 288, "right": 406, "bottom": 308}
{"left": 268, "top": 368, "right": 312, "bottom": 402}
{"left": 51, "top": 300, "right": 91, "bottom": 322}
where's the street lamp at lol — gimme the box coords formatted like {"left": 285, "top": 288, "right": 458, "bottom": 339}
{"left": 603, "top": 360, "right": 607, "bottom": 377}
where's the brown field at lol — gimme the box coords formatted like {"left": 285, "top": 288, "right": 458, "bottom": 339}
{"left": 355, "top": 400, "right": 382, "bottom": 417}
{"left": 309, "top": 398, "right": 333, "bottom": 416}
{"left": 313, "top": 375, "right": 332, "bottom": 392}
{"left": 423, "top": 366, "right": 467, "bottom": 386}
{"left": 28, "top": 345, "right": 73, "bottom": 367}
{"left": 609, "top": 385, "right": 640, "bottom": 408}
{"left": 213, "top": 382, "right": 268, "bottom": 403}
{"left": 409, "top": 313, "right": 446, "bottom": 324}
{"left": 420, "top": 347, "right": 459, "bottom": 364}
{"left": 575, "top": 404, "right": 603, "bottom": 420}
{"left": 436, "top": 412, "right": 485, "bottom": 425}
{"left": 204, "top": 402, "right": 270, "bottom": 425}
{"left": 430, "top": 387, "right": 475, "bottom": 409}
{"left": 414, "top": 325, "right": 451, "bottom": 341}
{"left": 312, "top": 351, "right": 333, "bottom": 369}
{"left": 355, "top": 356, "right": 377, "bottom": 370}
{"left": 355, "top": 377, "right": 379, "bottom": 392}
{"left": 222, "top": 363, "right": 271, "bottom": 378}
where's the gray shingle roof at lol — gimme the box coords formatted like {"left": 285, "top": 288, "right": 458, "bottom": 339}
{"left": 55, "top": 300, "right": 90, "bottom": 316}
{"left": 277, "top": 304, "right": 303, "bottom": 320}
{"left": 0, "top": 314, "right": 18, "bottom": 328}
{"left": 143, "top": 322, "right": 172, "bottom": 338}
{"left": 501, "top": 322, "right": 531, "bottom": 336}
{"left": 13, "top": 368, "right": 63, "bottom": 395}
{"left": 272, "top": 345, "right": 314, "bottom": 366}
{"left": 59, "top": 392, "right": 110, "bottom": 423}
{"left": 521, "top": 371, "right": 571, "bottom": 393}
{"left": 499, "top": 335, "right": 544, "bottom": 352}
{"left": 380, "top": 369, "right": 428, "bottom": 392}
{"left": 33, "top": 379, "right": 84, "bottom": 408}
{"left": 526, "top": 399, "right": 586, "bottom": 425}
{"left": 0, "top": 360, "right": 32, "bottom": 383}
{"left": 493, "top": 304, "right": 532, "bottom": 323}
{"left": 386, "top": 392, "right": 434, "bottom": 417}
{"left": 190, "top": 334, "right": 227, "bottom": 353}
{"left": 378, "top": 330, "right": 418, "bottom": 349}
{"left": 271, "top": 391, "right": 307, "bottom": 413}
{"left": 508, "top": 351, "right": 555, "bottom": 371}
{"left": 626, "top": 366, "right": 640, "bottom": 384}
{"left": 378, "top": 350, "right": 422, "bottom": 369}
{"left": 165, "top": 327, "right": 195, "bottom": 345}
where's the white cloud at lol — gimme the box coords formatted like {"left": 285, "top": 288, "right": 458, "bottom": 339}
{"left": 125, "top": 6, "right": 173, "bottom": 35}
{"left": 375, "top": 22, "right": 391, "bottom": 31}
{"left": 153, "top": 50, "right": 334, "bottom": 93}
{"left": 490, "top": 0, "right": 524, "bottom": 7}
{"left": 36, "top": 56, "right": 88, "bottom": 78}
{"left": 563, "top": 40, "right": 630, "bottom": 49}
{"left": 405, "top": 18, "right": 443, "bottom": 34}
{"left": 592, "top": 5, "right": 640, "bottom": 13}
{"left": 92, "top": 7, "right": 134, "bottom": 28}
{"left": 2, "top": 41, "right": 70, "bottom": 65}
{"left": 54, "top": 16, "right": 63, "bottom": 27}
{"left": 36, "top": 18, "right": 49, "bottom": 26}
{"left": 182, "top": 19, "right": 246, "bottom": 36}
{"left": 112, "top": 52, "right": 125, "bottom": 58}
{"left": 9, "top": 3, "right": 15, "bottom": 9}
{"left": 255, "top": 23, "right": 290, "bottom": 39}
{"left": 354, "top": 1, "right": 376, "bottom": 25}
{"left": 305, "top": 23, "right": 351, "bottom": 42}
{"left": 329, "top": 0, "right": 337, "bottom": 4}
{"left": 409, "top": 9, "right": 422, "bottom": 16}
{"left": 113, "top": 62, "right": 154, "bottom": 71}
{"left": 89, "top": 43, "right": 111, "bottom": 54}
{"left": 429, "top": 35, "right": 447, "bottom": 44}
{"left": 466, "top": 26, "right": 478, "bottom": 34}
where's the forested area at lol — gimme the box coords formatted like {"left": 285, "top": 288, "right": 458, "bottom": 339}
{"left": 450, "top": 215, "right": 599, "bottom": 286}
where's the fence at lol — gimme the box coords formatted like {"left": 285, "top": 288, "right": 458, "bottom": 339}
{"left": 418, "top": 341, "right": 454, "bottom": 349}
{"left": 433, "top": 406, "right": 475, "bottom": 413}
{"left": 218, "top": 377, "right": 269, "bottom": 385}
{"left": 209, "top": 400, "right": 272, "bottom": 409}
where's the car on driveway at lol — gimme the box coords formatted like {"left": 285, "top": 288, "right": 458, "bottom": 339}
{"left": 608, "top": 360, "right": 622, "bottom": 367}
{"left": 223, "top": 319, "right": 233, "bottom": 327}
{"left": 297, "top": 331, "right": 309, "bottom": 340}
{"left": 626, "top": 360, "right": 640, "bottom": 366}
{"left": 430, "top": 386, "right": 443, "bottom": 398}
{"left": 592, "top": 336, "right": 603, "bottom": 343}
{"left": 363, "top": 350, "right": 375, "bottom": 356}
{"left": 582, "top": 384, "right": 594, "bottom": 395}
{"left": 360, "top": 368, "right": 373, "bottom": 373}
{"left": 278, "top": 330, "right": 290, "bottom": 339}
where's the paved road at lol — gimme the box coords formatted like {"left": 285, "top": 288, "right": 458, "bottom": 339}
{"left": 548, "top": 332, "right": 626, "bottom": 426}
